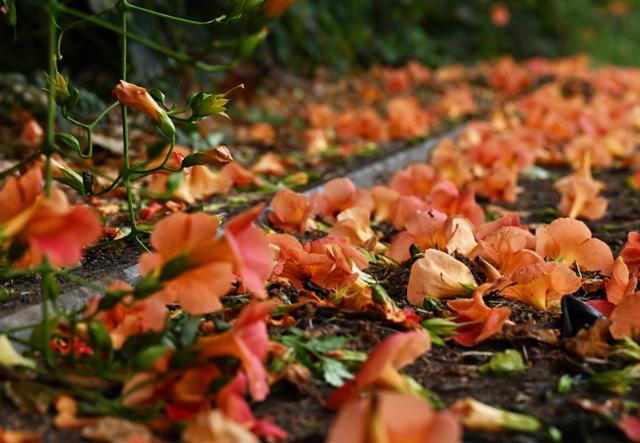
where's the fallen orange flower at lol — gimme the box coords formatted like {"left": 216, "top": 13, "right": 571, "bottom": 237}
{"left": 311, "top": 177, "right": 372, "bottom": 220}
{"left": 447, "top": 284, "right": 511, "bottom": 346}
{"left": 471, "top": 226, "right": 542, "bottom": 276}
{"left": 387, "top": 97, "right": 434, "bottom": 139}
{"left": 0, "top": 168, "right": 102, "bottom": 268}
{"left": 535, "top": 218, "right": 613, "bottom": 274}
{"left": 429, "top": 180, "right": 485, "bottom": 227}
{"left": 501, "top": 262, "right": 581, "bottom": 310}
{"left": 268, "top": 188, "right": 316, "bottom": 233}
{"left": 387, "top": 211, "right": 476, "bottom": 263}
{"left": 85, "top": 281, "right": 167, "bottom": 350}
{"left": 389, "top": 195, "right": 430, "bottom": 229}
{"left": 218, "top": 162, "right": 263, "bottom": 194}
{"left": 390, "top": 163, "right": 438, "bottom": 199}
{"left": 554, "top": 155, "right": 608, "bottom": 220}
{"left": 407, "top": 249, "right": 477, "bottom": 305}
{"left": 197, "top": 301, "right": 274, "bottom": 401}
{"left": 216, "top": 371, "right": 287, "bottom": 440}
{"left": 138, "top": 211, "right": 234, "bottom": 314}
{"left": 250, "top": 152, "right": 287, "bottom": 176}
{"left": 327, "top": 391, "right": 461, "bottom": 443}
{"left": 621, "top": 232, "right": 640, "bottom": 270}
{"left": 303, "top": 236, "right": 369, "bottom": 290}
{"left": 182, "top": 408, "right": 259, "bottom": 443}
{"left": 327, "top": 331, "right": 431, "bottom": 408}
{"left": 605, "top": 257, "right": 637, "bottom": 305}
{"left": 329, "top": 207, "right": 376, "bottom": 248}
{"left": 223, "top": 204, "right": 274, "bottom": 299}
{"left": 610, "top": 292, "right": 640, "bottom": 339}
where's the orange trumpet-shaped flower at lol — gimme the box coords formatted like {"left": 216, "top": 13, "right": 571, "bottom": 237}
{"left": 387, "top": 211, "right": 476, "bottom": 263}
{"left": 112, "top": 80, "right": 164, "bottom": 121}
{"left": 448, "top": 284, "right": 511, "bottom": 346}
{"left": 490, "top": 3, "right": 510, "bottom": 27}
{"left": 197, "top": 301, "right": 274, "bottom": 401}
{"left": 371, "top": 185, "right": 400, "bottom": 222}
{"left": 138, "top": 211, "right": 234, "bottom": 314}
{"left": 501, "top": 262, "right": 581, "bottom": 310}
{"left": 263, "top": 0, "right": 295, "bottom": 19}
{"left": 182, "top": 408, "right": 259, "bottom": 443}
{"left": 0, "top": 168, "right": 102, "bottom": 268}
{"left": 327, "top": 391, "right": 462, "bottom": 443}
{"left": 476, "top": 212, "right": 523, "bottom": 241}
{"left": 429, "top": 180, "right": 485, "bottom": 227}
{"left": 327, "top": 331, "right": 431, "bottom": 408}
{"left": 218, "top": 162, "right": 263, "bottom": 194}
{"left": 621, "top": 232, "right": 640, "bottom": 271}
{"left": 605, "top": 257, "right": 637, "bottom": 305}
{"left": 387, "top": 97, "right": 434, "bottom": 139}
{"left": 554, "top": 154, "right": 608, "bottom": 220}
{"left": 85, "top": 281, "right": 167, "bottom": 350}
{"left": 223, "top": 204, "right": 274, "bottom": 299}
{"left": 610, "top": 293, "right": 640, "bottom": 339}
{"left": 389, "top": 195, "right": 430, "bottom": 229}
{"left": 390, "top": 163, "right": 438, "bottom": 199}
{"left": 250, "top": 152, "right": 287, "bottom": 177}
{"left": 471, "top": 226, "right": 542, "bottom": 276}
{"left": 216, "top": 372, "right": 287, "bottom": 440}
{"left": 329, "top": 207, "right": 376, "bottom": 248}
{"left": 303, "top": 236, "right": 369, "bottom": 290}
{"left": 535, "top": 218, "right": 613, "bottom": 274}
{"left": 407, "top": 249, "right": 477, "bottom": 305}
{"left": 311, "top": 177, "right": 372, "bottom": 220}
{"left": 267, "top": 188, "right": 316, "bottom": 233}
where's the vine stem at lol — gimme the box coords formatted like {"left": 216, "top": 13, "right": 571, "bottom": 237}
{"left": 44, "top": 0, "right": 57, "bottom": 198}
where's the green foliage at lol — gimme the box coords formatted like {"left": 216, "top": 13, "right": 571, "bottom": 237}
{"left": 264, "top": 0, "right": 640, "bottom": 73}
{"left": 276, "top": 327, "right": 365, "bottom": 387}
{"left": 479, "top": 349, "right": 528, "bottom": 376}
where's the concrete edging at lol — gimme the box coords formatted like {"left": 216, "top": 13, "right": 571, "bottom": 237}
{"left": 0, "top": 126, "right": 461, "bottom": 332}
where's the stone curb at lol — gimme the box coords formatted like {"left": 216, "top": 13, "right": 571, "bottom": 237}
{"left": 0, "top": 126, "right": 461, "bottom": 333}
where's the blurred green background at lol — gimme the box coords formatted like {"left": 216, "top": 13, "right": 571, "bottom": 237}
{"left": 1, "top": 0, "right": 640, "bottom": 85}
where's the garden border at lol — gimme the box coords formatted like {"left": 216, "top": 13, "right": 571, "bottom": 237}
{"left": 0, "top": 127, "right": 462, "bottom": 334}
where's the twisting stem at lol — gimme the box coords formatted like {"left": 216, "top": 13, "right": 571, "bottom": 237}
{"left": 123, "top": 0, "right": 227, "bottom": 26}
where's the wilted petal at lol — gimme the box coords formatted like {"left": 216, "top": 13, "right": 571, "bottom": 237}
{"left": 502, "top": 262, "right": 581, "bottom": 310}
{"left": 327, "top": 392, "right": 461, "bottom": 443}
{"left": 606, "top": 257, "right": 637, "bottom": 305}
{"left": 610, "top": 293, "right": 640, "bottom": 339}
{"left": 224, "top": 204, "right": 274, "bottom": 299}
{"left": 182, "top": 408, "right": 260, "bottom": 443}
{"left": 268, "top": 188, "right": 315, "bottom": 233}
{"left": 535, "top": 218, "right": 613, "bottom": 274}
{"left": 621, "top": 232, "right": 640, "bottom": 270}
{"left": 407, "top": 249, "right": 477, "bottom": 305}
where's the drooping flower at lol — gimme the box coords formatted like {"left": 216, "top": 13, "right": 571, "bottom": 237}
{"left": 112, "top": 80, "right": 174, "bottom": 138}
{"left": 197, "top": 301, "right": 274, "bottom": 401}
{"left": 327, "top": 391, "right": 462, "bottom": 443}
{"left": 327, "top": 331, "right": 432, "bottom": 408}
{"left": 407, "top": 249, "right": 477, "bottom": 305}
{"left": 535, "top": 218, "right": 613, "bottom": 274}
{"left": 447, "top": 284, "right": 511, "bottom": 346}
{"left": 267, "top": 188, "right": 316, "bottom": 233}
{"left": 0, "top": 168, "right": 102, "bottom": 268}
{"left": 501, "top": 262, "right": 581, "bottom": 310}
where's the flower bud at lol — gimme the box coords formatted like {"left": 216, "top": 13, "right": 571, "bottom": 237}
{"left": 181, "top": 145, "right": 233, "bottom": 168}
{"left": 188, "top": 91, "right": 231, "bottom": 121}
{"left": 112, "top": 80, "right": 175, "bottom": 140}
{"left": 45, "top": 71, "right": 80, "bottom": 109}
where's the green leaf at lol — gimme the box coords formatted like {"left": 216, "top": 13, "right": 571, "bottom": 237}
{"left": 320, "top": 357, "right": 353, "bottom": 387}
{"left": 306, "top": 335, "right": 351, "bottom": 354}
{"left": 55, "top": 133, "right": 81, "bottom": 153}
{"left": 556, "top": 374, "right": 574, "bottom": 394}
{"left": 133, "top": 345, "right": 169, "bottom": 371}
{"left": 479, "top": 349, "right": 528, "bottom": 376}
{"left": 166, "top": 172, "right": 183, "bottom": 194}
